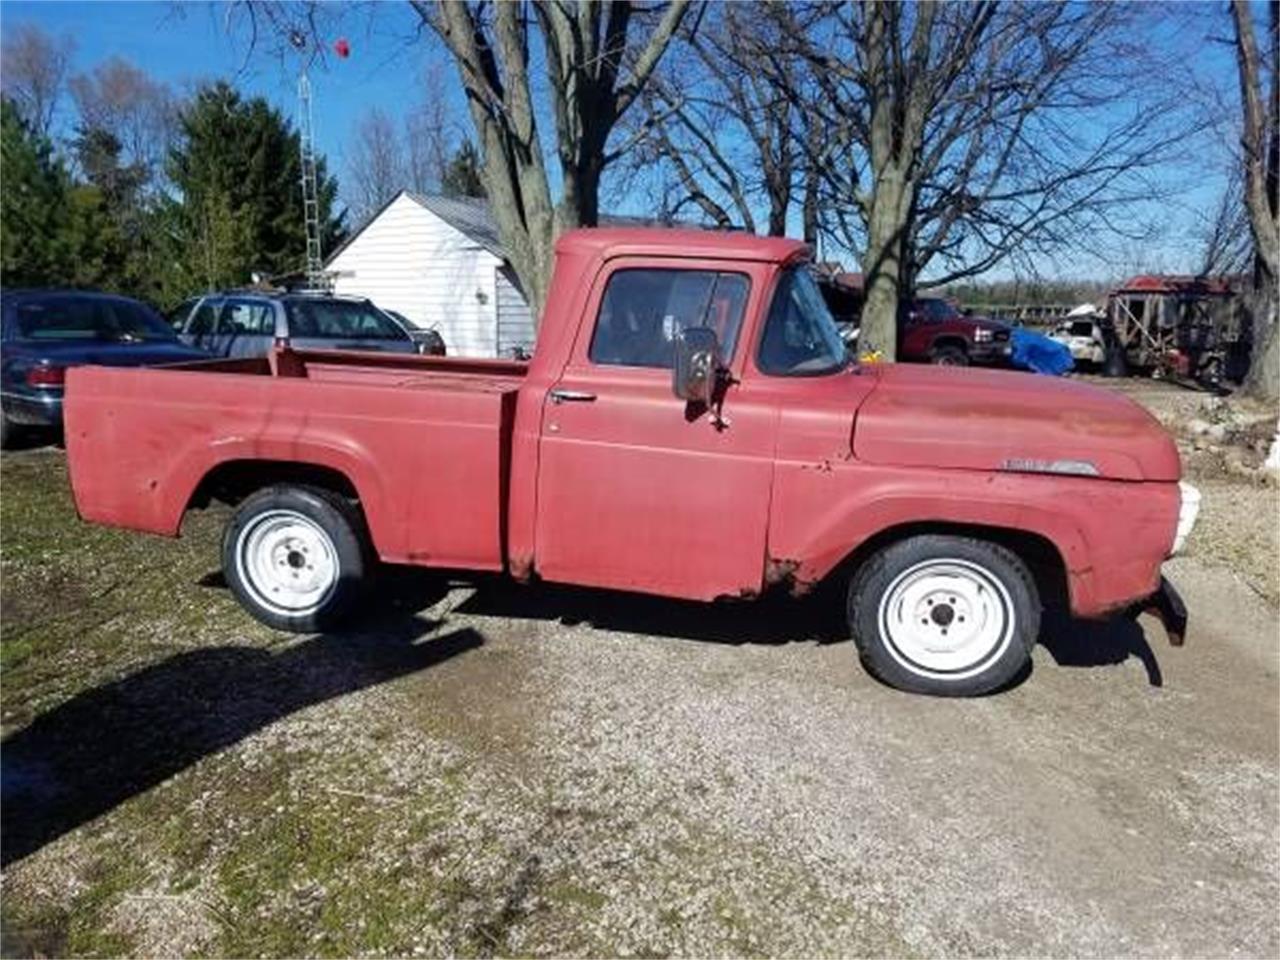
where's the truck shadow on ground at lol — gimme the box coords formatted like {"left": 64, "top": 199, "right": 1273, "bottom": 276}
{"left": 1037, "top": 606, "right": 1164, "bottom": 687}
{"left": 452, "top": 575, "right": 1165, "bottom": 688}
{"left": 0, "top": 599, "right": 482, "bottom": 868}
{"left": 453, "top": 576, "right": 852, "bottom": 646}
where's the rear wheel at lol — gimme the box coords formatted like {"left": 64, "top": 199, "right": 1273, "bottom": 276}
{"left": 848, "top": 535, "right": 1040, "bottom": 696}
{"left": 222, "top": 484, "right": 372, "bottom": 632}
{"left": 930, "top": 344, "right": 969, "bottom": 366}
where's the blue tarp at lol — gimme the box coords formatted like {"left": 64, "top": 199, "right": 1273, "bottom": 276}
{"left": 1009, "top": 327, "right": 1074, "bottom": 376}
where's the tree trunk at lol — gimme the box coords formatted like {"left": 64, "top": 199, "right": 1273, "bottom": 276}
{"left": 1231, "top": 0, "right": 1279, "bottom": 398}
{"left": 1243, "top": 288, "right": 1279, "bottom": 401}
{"left": 859, "top": 169, "right": 912, "bottom": 359}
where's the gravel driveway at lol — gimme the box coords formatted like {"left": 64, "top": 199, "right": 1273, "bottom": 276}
{"left": 2, "top": 378, "right": 1277, "bottom": 957}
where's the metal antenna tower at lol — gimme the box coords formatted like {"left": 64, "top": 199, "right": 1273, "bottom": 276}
{"left": 297, "top": 70, "right": 324, "bottom": 289}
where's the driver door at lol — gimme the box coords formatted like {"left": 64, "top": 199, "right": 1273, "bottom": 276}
{"left": 533, "top": 258, "right": 779, "bottom": 600}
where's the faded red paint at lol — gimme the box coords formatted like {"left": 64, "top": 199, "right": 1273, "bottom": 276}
{"left": 64, "top": 227, "right": 1182, "bottom": 620}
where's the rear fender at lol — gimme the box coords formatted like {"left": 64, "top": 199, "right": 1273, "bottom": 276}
{"left": 170, "top": 437, "right": 387, "bottom": 544}
{"left": 72, "top": 425, "right": 391, "bottom": 555}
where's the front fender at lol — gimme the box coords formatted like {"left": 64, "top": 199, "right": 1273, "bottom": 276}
{"left": 767, "top": 462, "right": 1175, "bottom": 617}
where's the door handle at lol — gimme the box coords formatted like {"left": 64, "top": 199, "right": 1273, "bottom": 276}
{"left": 549, "top": 389, "right": 597, "bottom": 404}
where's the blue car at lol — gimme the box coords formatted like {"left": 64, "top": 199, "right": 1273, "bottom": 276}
{"left": 1, "top": 290, "right": 211, "bottom": 448}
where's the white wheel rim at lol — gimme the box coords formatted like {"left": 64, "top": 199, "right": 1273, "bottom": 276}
{"left": 877, "top": 558, "right": 1015, "bottom": 680}
{"left": 235, "top": 509, "right": 339, "bottom": 617}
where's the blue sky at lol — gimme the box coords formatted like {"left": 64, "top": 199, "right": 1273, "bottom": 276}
{"left": 0, "top": 0, "right": 1250, "bottom": 282}
{"left": 2, "top": 0, "right": 458, "bottom": 168}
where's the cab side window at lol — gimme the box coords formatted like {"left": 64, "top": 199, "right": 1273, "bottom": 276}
{"left": 923, "top": 300, "right": 952, "bottom": 323}
{"left": 589, "top": 269, "right": 750, "bottom": 369}
{"left": 221, "top": 300, "right": 274, "bottom": 335}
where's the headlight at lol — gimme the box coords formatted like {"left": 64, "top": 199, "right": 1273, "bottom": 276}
{"left": 974, "top": 328, "right": 993, "bottom": 342}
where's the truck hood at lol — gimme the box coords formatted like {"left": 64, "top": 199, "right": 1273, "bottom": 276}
{"left": 853, "top": 364, "right": 1180, "bottom": 481}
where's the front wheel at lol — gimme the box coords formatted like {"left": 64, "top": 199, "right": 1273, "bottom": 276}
{"left": 222, "top": 484, "right": 372, "bottom": 632}
{"left": 848, "top": 535, "right": 1040, "bottom": 696}
{"left": 930, "top": 345, "right": 969, "bottom": 366}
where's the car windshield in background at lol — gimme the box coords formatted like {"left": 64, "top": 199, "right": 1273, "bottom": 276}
{"left": 283, "top": 300, "right": 406, "bottom": 340}
{"left": 757, "top": 268, "right": 849, "bottom": 375}
{"left": 15, "top": 296, "right": 178, "bottom": 342}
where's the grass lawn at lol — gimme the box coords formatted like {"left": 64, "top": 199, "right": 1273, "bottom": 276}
{"left": 0, "top": 451, "right": 512, "bottom": 957}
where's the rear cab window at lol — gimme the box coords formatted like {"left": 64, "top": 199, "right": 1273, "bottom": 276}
{"left": 283, "top": 299, "right": 407, "bottom": 340}
{"left": 589, "top": 269, "right": 750, "bottom": 369}
{"left": 13, "top": 296, "right": 178, "bottom": 342}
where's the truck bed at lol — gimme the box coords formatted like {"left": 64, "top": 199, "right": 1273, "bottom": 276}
{"left": 64, "top": 347, "right": 528, "bottom": 571}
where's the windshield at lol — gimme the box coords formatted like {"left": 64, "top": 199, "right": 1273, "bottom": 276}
{"left": 757, "top": 268, "right": 849, "bottom": 375}
{"left": 283, "top": 299, "right": 407, "bottom": 340}
{"left": 14, "top": 296, "right": 178, "bottom": 342}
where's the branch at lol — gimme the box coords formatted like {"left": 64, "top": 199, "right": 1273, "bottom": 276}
{"left": 614, "top": 0, "right": 694, "bottom": 119}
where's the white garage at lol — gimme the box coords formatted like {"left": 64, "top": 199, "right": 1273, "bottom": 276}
{"left": 325, "top": 191, "right": 535, "bottom": 359}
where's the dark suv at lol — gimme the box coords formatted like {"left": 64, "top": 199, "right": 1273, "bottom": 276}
{"left": 168, "top": 292, "right": 426, "bottom": 358}
{"left": 898, "top": 297, "right": 1012, "bottom": 366}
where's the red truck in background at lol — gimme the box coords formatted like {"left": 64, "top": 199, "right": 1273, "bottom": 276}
{"left": 898, "top": 297, "right": 1014, "bottom": 366}
{"left": 63, "top": 229, "right": 1199, "bottom": 697}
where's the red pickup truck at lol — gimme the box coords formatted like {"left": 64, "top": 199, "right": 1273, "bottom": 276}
{"left": 63, "top": 229, "right": 1199, "bottom": 696}
{"left": 898, "top": 297, "right": 1013, "bottom": 366}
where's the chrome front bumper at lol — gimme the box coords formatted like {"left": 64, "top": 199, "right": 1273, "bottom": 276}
{"left": 1170, "top": 481, "right": 1201, "bottom": 556}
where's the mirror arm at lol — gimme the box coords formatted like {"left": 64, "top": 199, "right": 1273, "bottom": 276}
{"left": 709, "top": 365, "right": 732, "bottom": 431}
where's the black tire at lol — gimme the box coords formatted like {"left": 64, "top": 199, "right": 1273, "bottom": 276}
{"left": 0, "top": 413, "right": 14, "bottom": 451}
{"left": 847, "top": 535, "right": 1040, "bottom": 696}
{"left": 930, "top": 344, "right": 969, "bottom": 366}
{"left": 222, "top": 484, "right": 372, "bottom": 632}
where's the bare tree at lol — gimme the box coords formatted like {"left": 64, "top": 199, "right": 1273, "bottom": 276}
{"left": 782, "top": 1, "right": 1189, "bottom": 357}
{"left": 1199, "top": 165, "right": 1254, "bottom": 277}
{"left": 222, "top": 0, "right": 690, "bottom": 319}
{"left": 404, "top": 63, "right": 453, "bottom": 194}
{"left": 347, "top": 107, "right": 405, "bottom": 221}
{"left": 1231, "top": 0, "right": 1279, "bottom": 400}
{"left": 644, "top": 2, "right": 1186, "bottom": 358}
{"left": 1232, "top": 0, "right": 1280, "bottom": 283}
{"left": 414, "top": 0, "right": 692, "bottom": 318}
{"left": 68, "top": 57, "right": 175, "bottom": 185}
{"left": 632, "top": 3, "right": 814, "bottom": 238}
{"left": 1, "top": 23, "right": 75, "bottom": 137}
{"left": 347, "top": 70, "right": 458, "bottom": 217}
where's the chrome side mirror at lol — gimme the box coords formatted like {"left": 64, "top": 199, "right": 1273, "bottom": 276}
{"left": 672, "top": 326, "right": 720, "bottom": 406}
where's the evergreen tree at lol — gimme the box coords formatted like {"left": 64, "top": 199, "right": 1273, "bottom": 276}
{"left": 1, "top": 97, "right": 70, "bottom": 285}
{"left": 71, "top": 126, "right": 153, "bottom": 297}
{"left": 440, "top": 140, "right": 486, "bottom": 199}
{"left": 162, "top": 82, "right": 345, "bottom": 296}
